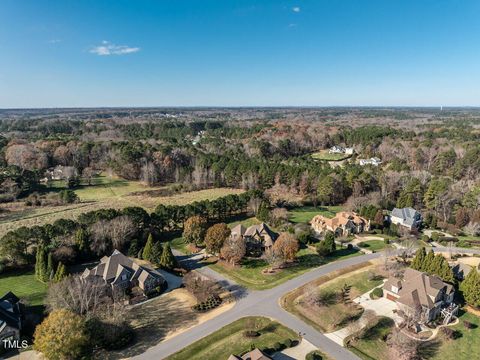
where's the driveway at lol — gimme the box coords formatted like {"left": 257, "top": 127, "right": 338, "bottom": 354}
{"left": 353, "top": 287, "right": 402, "bottom": 324}
{"left": 272, "top": 339, "right": 317, "bottom": 360}
{"left": 133, "top": 246, "right": 480, "bottom": 360}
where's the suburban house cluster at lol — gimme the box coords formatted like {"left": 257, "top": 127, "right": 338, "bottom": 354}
{"left": 383, "top": 268, "right": 457, "bottom": 327}
{"left": 310, "top": 211, "right": 370, "bottom": 236}
{"left": 230, "top": 223, "right": 279, "bottom": 253}
{"left": 82, "top": 250, "right": 167, "bottom": 299}
{"left": 0, "top": 292, "right": 24, "bottom": 351}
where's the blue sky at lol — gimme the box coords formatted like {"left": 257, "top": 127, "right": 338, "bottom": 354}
{"left": 1, "top": 0, "right": 480, "bottom": 107}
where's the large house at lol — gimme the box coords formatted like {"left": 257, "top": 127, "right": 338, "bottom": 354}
{"left": 310, "top": 211, "right": 370, "bottom": 237}
{"left": 228, "top": 348, "right": 272, "bottom": 360}
{"left": 230, "top": 223, "right": 278, "bottom": 253}
{"left": 358, "top": 157, "right": 382, "bottom": 166}
{"left": 329, "top": 145, "right": 354, "bottom": 155}
{"left": 82, "top": 250, "right": 166, "bottom": 297}
{"left": 390, "top": 207, "right": 422, "bottom": 230}
{"left": 0, "top": 292, "right": 23, "bottom": 350}
{"left": 383, "top": 268, "right": 455, "bottom": 323}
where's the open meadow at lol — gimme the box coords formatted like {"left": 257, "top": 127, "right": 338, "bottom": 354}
{"left": 0, "top": 175, "right": 244, "bottom": 237}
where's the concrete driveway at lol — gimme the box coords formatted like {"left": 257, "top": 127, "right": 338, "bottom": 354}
{"left": 353, "top": 287, "right": 402, "bottom": 324}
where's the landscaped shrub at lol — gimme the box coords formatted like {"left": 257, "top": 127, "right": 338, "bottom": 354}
{"left": 357, "top": 242, "right": 368, "bottom": 248}
{"left": 282, "top": 338, "right": 293, "bottom": 348}
{"left": 430, "top": 232, "right": 441, "bottom": 242}
{"left": 369, "top": 287, "right": 383, "bottom": 299}
{"left": 463, "top": 320, "right": 475, "bottom": 329}
{"left": 383, "top": 238, "right": 390, "bottom": 244}
{"left": 272, "top": 342, "right": 283, "bottom": 351}
{"left": 192, "top": 295, "right": 222, "bottom": 312}
{"left": 306, "top": 350, "right": 324, "bottom": 360}
{"left": 421, "top": 234, "right": 430, "bottom": 242}
{"left": 347, "top": 243, "right": 353, "bottom": 250}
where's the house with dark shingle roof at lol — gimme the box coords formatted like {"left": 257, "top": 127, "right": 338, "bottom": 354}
{"left": 0, "top": 292, "right": 23, "bottom": 349}
{"left": 82, "top": 250, "right": 166, "bottom": 297}
{"left": 231, "top": 223, "right": 278, "bottom": 254}
{"left": 390, "top": 207, "right": 422, "bottom": 230}
{"left": 383, "top": 268, "right": 455, "bottom": 323}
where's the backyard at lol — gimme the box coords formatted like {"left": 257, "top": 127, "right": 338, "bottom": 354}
{"left": 288, "top": 205, "right": 343, "bottom": 223}
{"left": 0, "top": 270, "right": 47, "bottom": 306}
{"left": 165, "top": 316, "right": 299, "bottom": 360}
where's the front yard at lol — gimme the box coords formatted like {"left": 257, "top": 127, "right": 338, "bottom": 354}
{"left": 209, "top": 247, "right": 360, "bottom": 290}
{"left": 282, "top": 263, "right": 384, "bottom": 332}
{"left": 101, "top": 288, "right": 235, "bottom": 359}
{"left": 357, "top": 240, "right": 389, "bottom": 252}
{"left": 165, "top": 316, "right": 299, "bottom": 360}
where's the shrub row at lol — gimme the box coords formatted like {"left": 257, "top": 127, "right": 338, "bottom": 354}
{"left": 192, "top": 296, "right": 222, "bottom": 312}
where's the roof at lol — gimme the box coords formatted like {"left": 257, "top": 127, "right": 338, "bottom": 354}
{"left": 241, "top": 348, "right": 272, "bottom": 360}
{"left": 244, "top": 223, "right": 278, "bottom": 247}
{"left": 231, "top": 224, "right": 246, "bottom": 237}
{"left": 311, "top": 211, "right": 368, "bottom": 231}
{"left": 385, "top": 268, "right": 454, "bottom": 310}
{"left": 451, "top": 263, "right": 473, "bottom": 279}
{"left": 0, "top": 292, "right": 22, "bottom": 330}
{"left": 391, "top": 207, "right": 420, "bottom": 226}
{"left": 82, "top": 250, "right": 165, "bottom": 289}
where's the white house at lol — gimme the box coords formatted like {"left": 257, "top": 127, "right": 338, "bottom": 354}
{"left": 390, "top": 207, "right": 422, "bottom": 230}
{"left": 359, "top": 157, "right": 382, "bottom": 166}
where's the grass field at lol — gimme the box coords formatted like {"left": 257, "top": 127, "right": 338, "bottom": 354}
{"left": 0, "top": 175, "right": 244, "bottom": 237}
{"left": 209, "top": 247, "right": 360, "bottom": 290}
{"left": 311, "top": 150, "right": 352, "bottom": 161}
{"left": 288, "top": 206, "right": 343, "bottom": 223}
{"left": 166, "top": 317, "right": 299, "bottom": 360}
{"left": 283, "top": 265, "right": 383, "bottom": 333}
{"left": 349, "top": 311, "right": 480, "bottom": 360}
{"left": 0, "top": 270, "right": 47, "bottom": 306}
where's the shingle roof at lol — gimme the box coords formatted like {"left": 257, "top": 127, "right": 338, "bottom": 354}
{"left": 391, "top": 207, "right": 419, "bottom": 226}
{"left": 0, "top": 292, "right": 22, "bottom": 329}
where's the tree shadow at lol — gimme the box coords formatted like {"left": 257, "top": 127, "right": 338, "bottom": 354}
{"left": 418, "top": 338, "right": 441, "bottom": 359}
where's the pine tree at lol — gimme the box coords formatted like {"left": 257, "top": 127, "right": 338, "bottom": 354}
{"left": 461, "top": 269, "right": 480, "bottom": 308}
{"left": 150, "top": 241, "right": 163, "bottom": 266}
{"left": 256, "top": 201, "right": 270, "bottom": 222}
{"left": 324, "top": 231, "right": 336, "bottom": 253}
{"left": 142, "top": 234, "right": 154, "bottom": 261}
{"left": 54, "top": 262, "right": 67, "bottom": 282}
{"left": 35, "top": 246, "right": 48, "bottom": 282}
{"left": 159, "top": 242, "right": 178, "bottom": 270}
{"left": 75, "top": 228, "right": 89, "bottom": 252}
{"left": 411, "top": 247, "right": 426, "bottom": 271}
{"left": 424, "top": 250, "right": 436, "bottom": 273}
{"left": 46, "top": 252, "right": 54, "bottom": 281}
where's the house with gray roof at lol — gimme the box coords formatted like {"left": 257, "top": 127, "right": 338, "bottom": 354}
{"left": 384, "top": 268, "right": 455, "bottom": 324}
{"left": 0, "top": 292, "right": 23, "bottom": 351}
{"left": 82, "top": 250, "right": 166, "bottom": 297}
{"left": 231, "top": 223, "right": 278, "bottom": 255}
{"left": 390, "top": 207, "right": 422, "bottom": 230}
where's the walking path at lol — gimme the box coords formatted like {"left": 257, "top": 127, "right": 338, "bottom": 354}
{"left": 133, "top": 246, "right": 480, "bottom": 360}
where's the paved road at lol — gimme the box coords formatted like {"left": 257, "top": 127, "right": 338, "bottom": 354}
{"left": 134, "top": 246, "right": 480, "bottom": 360}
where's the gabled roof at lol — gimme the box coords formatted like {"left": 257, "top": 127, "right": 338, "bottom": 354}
{"left": 231, "top": 224, "right": 246, "bottom": 237}
{"left": 391, "top": 207, "right": 420, "bottom": 225}
{"left": 244, "top": 223, "right": 278, "bottom": 246}
{"left": 0, "top": 292, "right": 22, "bottom": 330}
{"left": 386, "top": 268, "right": 454, "bottom": 310}
{"left": 241, "top": 348, "right": 272, "bottom": 360}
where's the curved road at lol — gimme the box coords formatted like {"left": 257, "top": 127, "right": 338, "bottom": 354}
{"left": 133, "top": 246, "right": 480, "bottom": 360}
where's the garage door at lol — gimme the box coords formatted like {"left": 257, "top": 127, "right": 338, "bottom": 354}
{"left": 386, "top": 293, "right": 397, "bottom": 301}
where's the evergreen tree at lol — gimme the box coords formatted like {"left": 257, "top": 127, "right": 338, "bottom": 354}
{"left": 128, "top": 239, "right": 140, "bottom": 257}
{"left": 75, "top": 228, "right": 89, "bottom": 252}
{"left": 159, "top": 242, "right": 178, "bottom": 270}
{"left": 46, "top": 252, "right": 54, "bottom": 281}
{"left": 411, "top": 247, "right": 426, "bottom": 271}
{"left": 461, "top": 269, "right": 480, "bottom": 308}
{"left": 54, "top": 262, "right": 67, "bottom": 282}
{"left": 142, "top": 234, "right": 154, "bottom": 261}
{"left": 324, "top": 231, "right": 336, "bottom": 253}
{"left": 424, "top": 250, "right": 436, "bottom": 273}
{"left": 35, "top": 246, "right": 48, "bottom": 282}
{"left": 256, "top": 201, "right": 270, "bottom": 222}
{"left": 150, "top": 241, "right": 163, "bottom": 266}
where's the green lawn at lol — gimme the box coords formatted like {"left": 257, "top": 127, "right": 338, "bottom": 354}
{"left": 311, "top": 150, "right": 352, "bottom": 161}
{"left": 166, "top": 317, "right": 299, "bottom": 360}
{"left": 288, "top": 206, "right": 343, "bottom": 223}
{"left": 283, "top": 265, "right": 384, "bottom": 333}
{"left": 348, "top": 317, "right": 395, "bottom": 360}
{"left": 209, "top": 247, "right": 360, "bottom": 290}
{"left": 349, "top": 311, "right": 480, "bottom": 360}
{"left": 0, "top": 270, "right": 47, "bottom": 306}
{"left": 357, "top": 240, "right": 388, "bottom": 252}
{"left": 170, "top": 236, "right": 192, "bottom": 254}
{"left": 227, "top": 216, "right": 261, "bottom": 229}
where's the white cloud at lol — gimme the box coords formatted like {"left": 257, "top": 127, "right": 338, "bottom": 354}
{"left": 48, "top": 39, "right": 61, "bottom": 44}
{"left": 89, "top": 41, "right": 140, "bottom": 56}
{"left": 292, "top": 6, "right": 300, "bottom": 13}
